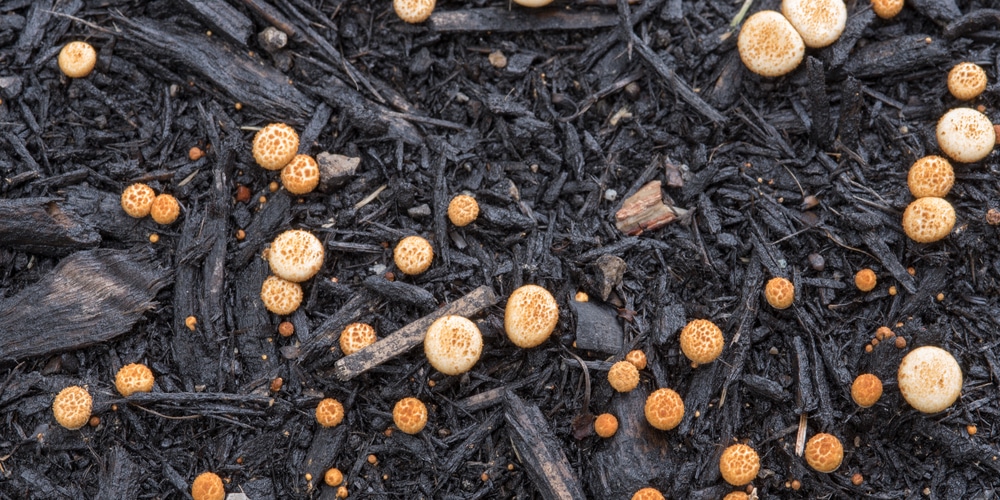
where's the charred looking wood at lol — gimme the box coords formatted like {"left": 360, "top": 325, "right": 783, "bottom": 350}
{"left": 842, "top": 35, "right": 950, "bottom": 80}
{"left": 178, "top": 0, "right": 253, "bottom": 45}
{"left": 361, "top": 275, "right": 437, "bottom": 311}
{"left": 791, "top": 336, "right": 817, "bottom": 414}
{"left": 943, "top": 9, "right": 1000, "bottom": 39}
{"left": 504, "top": 391, "right": 586, "bottom": 500}
{"left": 430, "top": 8, "right": 618, "bottom": 32}
{"left": 0, "top": 198, "right": 100, "bottom": 255}
{"left": 806, "top": 57, "right": 833, "bottom": 149}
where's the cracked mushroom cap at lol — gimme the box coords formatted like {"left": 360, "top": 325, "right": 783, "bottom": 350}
{"left": 679, "top": 319, "right": 724, "bottom": 365}
{"left": 902, "top": 197, "right": 955, "bottom": 243}
{"left": 393, "top": 397, "right": 428, "bottom": 434}
{"left": 252, "top": 123, "right": 299, "bottom": 170}
{"left": 340, "top": 322, "right": 377, "bottom": 355}
{"left": 644, "top": 388, "right": 684, "bottom": 430}
{"left": 58, "top": 41, "right": 97, "bottom": 78}
{"left": 948, "top": 62, "right": 988, "bottom": 101}
{"left": 781, "top": 0, "right": 847, "bottom": 48}
{"left": 316, "top": 397, "right": 345, "bottom": 427}
{"left": 608, "top": 360, "right": 640, "bottom": 393}
{"left": 53, "top": 385, "right": 92, "bottom": 430}
{"left": 191, "top": 472, "right": 225, "bottom": 500}
{"left": 121, "top": 183, "right": 156, "bottom": 218}
{"left": 269, "top": 229, "right": 325, "bottom": 282}
{"left": 719, "top": 443, "right": 760, "bottom": 486}
{"left": 594, "top": 413, "right": 618, "bottom": 438}
{"left": 630, "top": 488, "right": 664, "bottom": 500}
{"left": 393, "top": 0, "right": 435, "bottom": 23}
{"left": 424, "top": 315, "right": 483, "bottom": 375}
{"left": 324, "top": 468, "right": 344, "bottom": 487}
{"left": 871, "top": 0, "right": 903, "bottom": 19}
{"left": 737, "top": 11, "right": 805, "bottom": 77}
{"left": 851, "top": 373, "right": 883, "bottom": 408}
{"left": 393, "top": 235, "right": 434, "bottom": 276}
{"left": 260, "top": 275, "right": 303, "bottom": 315}
{"left": 150, "top": 194, "right": 180, "bottom": 225}
{"left": 936, "top": 108, "right": 996, "bottom": 163}
{"left": 448, "top": 194, "right": 479, "bottom": 227}
{"left": 504, "top": 284, "right": 559, "bottom": 348}
{"left": 115, "top": 363, "right": 154, "bottom": 397}
{"left": 804, "top": 433, "right": 844, "bottom": 473}
{"left": 724, "top": 493, "right": 750, "bottom": 500}
{"left": 280, "top": 154, "right": 320, "bottom": 195}
{"left": 764, "top": 277, "right": 794, "bottom": 309}
{"left": 898, "top": 346, "right": 962, "bottom": 413}
{"left": 907, "top": 155, "right": 954, "bottom": 198}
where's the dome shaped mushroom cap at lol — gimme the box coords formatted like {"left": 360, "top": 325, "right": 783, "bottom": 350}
{"left": 607, "top": 361, "right": 640, "bottom": 393}
{"left": 58, "top": 41, "right": 97, "bottom": 78}
{"left": 281, "top": 154, "right": 320, "bottom": 195}
{"left": 53, "top": 385, "right": 92, "bottom": 430}
{"left": 719, "top": 443, "right": 760, "bottom": 486}
{"left": 393, "top": 397, "right": 428, "bottom": 434}
{"left": 260, "top": 275, "right": 303, "bottom": 315}
{"left": 871, "top": 0, "right": 904, "bottom": 19}
{"left": 936, "top": 108, "right": 995, "bottom": 163}
{"left": 902, "top": 197, "right": 955, "bottom": 243}
{"left": 424, "top": 315, "right": 483, "bottom": 375}
{"left": 393, "top": 0, "right": 435, "bottom": 23}
{"left": 764, "top": 277, "right": 794, "bottom": 309}
{"left": 394, "top": 235, "right": 434, "bottom": 275}
{"left": 907, "top": 155, "right": 954, "bottom": 198}
{"left": 340, "top": 322, "right": 377, "bottom": 356}
{"left": 115, "top": 363, "right": 155, "bottom": 397}
{"left": 513, "top": 0, "right": 554, "bottom": 6}
{"left": 504, "top": 284, "right": 559, "bottom": 348}
{"left": 191, "top": 472, "right": 225, "bottom": 500}
{"left": 898, "top": 346, "right": 962, "bottom": 413}
{"left": 269, "top": 229, "right": 325, "bottom": 282}
{"left": 679, "top": 319, "right": 724, "bottom": 364}
{"left": 804, "top": 433, "right": 844, "bottom": 473}
{"left": 253, "top": 123, "right": 299, "bottom": 170}
{"left": 121, "top": 183, "right": 156, "bottom": 218}
{"left": 781, "top": 0, "right": 847, "bottom": 48}
{"left": 737, "top": 11, "right": 805, "bottom": 77}
{"left": 947, "top": 62, "right": 988, "bottom": 101}
{"left": 644, "top": 388, "right": 684, "bottom": 430}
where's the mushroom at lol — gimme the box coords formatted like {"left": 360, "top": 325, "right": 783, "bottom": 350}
{"left": 191, "top": 472, "right": 225, "bottom": 500}
{"left": 679, "top": 319, "right": 724, "bottom": 365}
{"left": 121, "top": 183, "right": 156, "bottom": 218}
{"left": 804, "top": 433, "right": 844, "bottom": 473}
{"left": 52, "top": 385, "right": 92, "bottom": 430}
{"left": 58, "top": 41, "right": 97, "bottom": 78}
{"left": 947, "top": 62, "right": 988, "bottom": 101}
{"left": 316, "top": 397, "right": 345, "bottom": 427}
{"left": 625, "top": 349, "right": 647, "bottom": 370}
{"left": 260, "top": 275, "right": 303, "bottom": 315}
{"left": 448, "top": 194, "right": 480, "bottom": 227}
{"left": 504, "top": 284, "right": 559, "bottom": 348}
{"left": 607, "top": 360, "right": 640, "bottom": 393}
{"left": 115, "top": 363, "right": 155, "bottom": 397}
{"left": 393, "top": 235, "right": 434, "bottom": 276}
{"left": 269, "top": 229, "right": 325, "bottom": 282}
{"left": 630, "top": 487, "right": 665, "bottom": 500}
{"left": 280, "top": 154, "right": 321, "bottom": 195}
{"left": 781, "top": 0, "right": 848, "bottom": 48}
{"left": 424, "top": 315, "right": 483, "bottom": 375}
{"left": 719, "top": 443, "right": 760, "bottom": 486}
{"left": 324, "top": 468, "right": 344, "bottom": 487}
{"left": 339, "top": 322, "right": 377, "bottom": 356}
{"left": 854, "top": 268, "right": 877, "bottom": 292}
{"left": 907, "top": 155, "right": 954, "bottom": 198}
{"left": 936, "top": 108, "right": 996, "bottom": 163}
{"left": 724, "top": 492, "right": 750, "bottom": 500}
{"left": 513, "top": 0, "right": 555, "bottom": 6}
{"left": 150, "top": 194, "right": 180, "bottom": 225}
{"left": 737, "top": 11, "right": 805, "bottom": 77}
{"left": 870, "top": 0, "right": 903, "bottom": 19}
{"left": 393, "top": 0, "right": 435, "bottom": 23}
{"left": 898, "top": 346, "right": 962, "bottom": 413}
{"left": 644, "top": 388, "right": 684, "bottom": 430}
{"left": 594, "top": 413, "right": 618, "bottom": 438}
{"left": 851, "top": 373, "right": 883, "bottom": 408}
{"left": 764, "top": 277, "right": 794, "bottom": 309}
{"left": 902, "top": 197, "right": 955, "bottom": 243}
{"left": 393, "top": 397, "right": 428, "bottom": 434}
{"left": 252, "top": 123, "right": 300, "bottom": 171}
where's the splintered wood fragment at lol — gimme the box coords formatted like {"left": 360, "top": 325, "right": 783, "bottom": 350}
{"left": 95, "top": 446, "right": 141, "bottom": 500}
{"left": 0, "top": 250, "right": 170, "bottom": 361}
{"left": 796, "top": 413, "right": 808, "bottom": 457}
{"left": 333, "top": 286, "right": 497, "bottom": 380}
{"left": 0, "top": 198, "right": 100, "bottom": 255}
{"left": 303, "top": 427, "right": 347, "bottom": 493}
{"left": 614, "top": 180, "right": 687, "bottom": 235}
{"left": 504, "top": 392, "right": 586, "bottom": 500}
{"left": 431, "top": 8, "right": 618, "bottom": 32}
{"left": 179, "top": 0, "right": 253, "bottom": 44}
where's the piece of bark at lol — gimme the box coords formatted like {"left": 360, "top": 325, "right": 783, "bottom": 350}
{"left": 944, "top": 9, "right": 1000, "bottom": 39}
{"left": 615, "top": 180, "right": 687, "bottom": 235}
{"left": 95, "top": 446, "right": 140, "bottom": 500}
{"left": 569, "top": 298, "right": 623, "bottom": 354}
{"left": 303, "top": 427, "right": 348, "bottom": 494}
{"left": 0, "top": 198, "right": 100, "bottom": 255}
{"left": 504, "top": 391, "right": 586, "bottom": 500}
{"left": 317, "top": 152, "right": 360, "bottom": 191}
{"left": 361, "top": 276, "right": 436, "bottom": 311}
{"left": 0, "top": 249, "right": 170, "bottom": 361}
{"left": 431, "top": 8, "right": 618, "bottom": 32}
{"left": 332, "top": 286, "right": 497, "bottom": 380}
{"left": 179, "top": 0, "right": 253, "bottom": 44}
{"left": 842, "top": 34, "right": 950, "bottom": 79}
{"left": 311, "top": 80, "right": 422, "bottom": 145}
{"left": 592, "top": 254, "right": 625, "bottom": 301}
{"left": 588, "top": 389, "right": 674, "bottom": 496}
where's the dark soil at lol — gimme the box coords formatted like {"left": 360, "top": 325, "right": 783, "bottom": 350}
{"left": 1, "top": 0, "right": 999, "bottom": 499}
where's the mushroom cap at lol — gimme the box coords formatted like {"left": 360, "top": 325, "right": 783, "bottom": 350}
{"left": 679, "top": 319, "right": 724, "bottom": 364}
{"left": 513, "top": 0, "right": 555, "bottom": 6}
{"left": 393, "top": 397, "right": 429, "bottom": 434}
{"left": 340, "top": 322, "right": 377, "bottom": 356}
{"left": 393, "top": 0, "right": 435, "bottom": 23}
{"left": 630, "top": 487, "right": 665, "bottom": 500}
{"left": 448, "top": 194, "right": 480, "bottom": 227}
{"left": 764, "top": 277, "right": 794, "bottom": 309}
{"left": 898, "top": 346, "right": 962, "bottom": 413}
{"left": 644, "top": 388, "right": 684, "bottom": 430}
{"left": 260, "top": 275, "right": 303, "bottom": 315}
{"left": 902, "top": 197, "right": 956, "bottom": 243}
{"left": 316, "top": 397, "right": 345, "bottom": 427}
{"left": 854, "top": 268, "right": 877, "bottom": 292}
{"left": 324, "top": 468, "right": 344, "bottom": 487}
{"left": 608, "top": 361, "right": 640, "bottom": 393}
{"left": 253, "top": 123, "right": 299, "bottom": 170}
{"left": 150, "top": 194, "right": 180, "bottom": 225}
{"left": 719, "top": 443, "right": 760, "bottom": 486}
{"left": 280, "top": 154, "right": 320, "bottom": 195}
{"left": 191, "top": 472, "right": 225, "bottom": 500}
{"left": 907, "top": 155, "right": 955, "bottom": 198}
{"left": 393, "top": 235, "right": 434, "bottom": 276}
{"left": 947, "top": 62, "right": 988, "bottom": 101}
{"left": 871, "top": 0, "right": 904, "bottom": 19}
{"left": 936, "top": 108, "right": 996, "bottom": 163}
{"left": 424, "top": 315, "right": 483, "bottom": 375}
{"left": 504, "top": 284, "right": 559, "bottom": 348}
{"left": 115, "top": 363, "right": 155, "bottom": 397}
{"left": 269, "top": 229, "right": 325, "bottom": 282}
{"left": 121, "top": 183, "right": 156, "bottom": 218}
{"left": 851, "top": 373, "right": 883, "bottom": 408}
{"left": 53, "top": 385, "right": 92, "bottom": 430}
{"left": 781, "top": 0, "right": 848, "bottom": 48}
{"left": 724, "top": 493, "right": 750, "bottom": 500}
{"left": 626, "top": 349, "right": 647, "bottom": 370}
{"left": 804, "top": 433, "right": 844, "bottom": 473}
{"left": 737, "top": 11, "right": 805, "bottom": 77}
{"left": 594, "top": 413, "right": 619, "bottom": 438}
{"left": 58, "top": 41, "right": 97, "bottom": 78}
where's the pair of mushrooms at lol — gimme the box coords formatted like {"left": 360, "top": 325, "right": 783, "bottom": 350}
{"left": 252, "top": 123, "right": 321, "bottom": 195}
{"left": 52, "top": 363, "right": 156, "bottom": 431}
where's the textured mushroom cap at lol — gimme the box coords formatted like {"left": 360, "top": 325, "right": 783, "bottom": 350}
{"left": 393, "top": 397, "right": 428, "bottom": 434}
{"left": 448, "top": 194, "right": 480, "bottom": 227}
{"left": 340, "top": 322, "right": 377, "bottom": 356}
{"left": 191, "top": 472, "right": 225, "bottom": 500}
{"left": 902, "top": 197, "right": 956, "bottom": 243}
{"left": 764, "top": 277, "right": 794, "bottom": 309}
{"left": 269, "top": 229, "right": 325, "bottom": 282}
{"left": 280, "top": 154, "right": 320, "bottom": 195}
{"left": 723, "top": 492, "right": 750, "bottom": 500}
{"left": 737, "top": 11, "right": 805, "bottom": 77}
{"left": 513, "top": 0, "right": 555, "bottom": 6}
{"left": 115, "top": 363, "right": 154, "bottom": 397}
{"left": 644, "top": 388, "right": 684, "bottom": 430}
{"left": 948, "top": 62, "right": 988, "bottom": 101}
{"left": 626, "top": 349, "right": 647, "bottom": 370}
{"left": 504, "top": 284, "right": 559, "bottom": 348}
{"left": 316, "top": 398, "right": 345, "bottom": 427}
{"left": 324, "top": 468, "right": 344, "bottom": 487}
{"left": 393, "top": 235, "right": 434, "bottom": 275}
{"left": 630, "top": 487, "right": 665, "bottom": 500}
{"left": 53, "top": 385, "right": 92, "bottom": 430}
{"left": 252, "top": 123, "right": 299, "bottom": 170}
{"left": 679, "top": 319, "right": 724, "bottom": 364}
{"left": 871, "top": 0, "right": 903, "bottom": 19}
{"left": 424, "top": 315, "right": 483, "bottom": 375}
{"left": 608, "top": 361, "right": 640, "bottom": 393}
{"left": 804, "top": 433, "right": 844, "bottom": 473}
{"left": 936, "top": 108, "right": 996, "bottom": 163}
{"left": 594, "top": 413, "right": 618, "bottom": 438}
{"left": 150, "top": 194, "right": 180, "bottom": 225}
{"left": 854, "top": 268, "right": 877, "bottom": 292}
{"left": 719, "top": 443, "right": 760, "bottom": 486}
{"left": 907, "top": 155, "right": 955, "bottom": 198}
{"left": 58, "top": 41, "right": 97, "bottom": 78}
{"left": 781, "top": 0, "right": 847, "bottom": 48}
{"left": 898, "top": 346, "right": 962, "bottom": 413}
{"left": 851, "top": 373, "right": 883, "bottom": 408}
{"left": 393, "top": 0, "right": 435, "bottom": 23}
{"left": 121, "top": 183, "right": 156, "bottom": 218}
{"left": 260, "top": 275, "right": 303, "bottom": 315}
